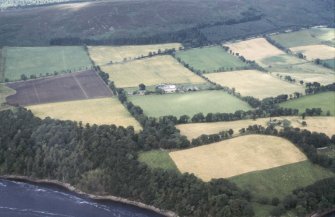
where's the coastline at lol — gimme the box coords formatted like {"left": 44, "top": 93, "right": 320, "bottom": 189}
{"left": 0, "top": 174, "right": 178, "bottom": 217}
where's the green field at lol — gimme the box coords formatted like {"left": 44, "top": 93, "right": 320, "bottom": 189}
{"left": 175, "top": 46, "right": 249, "bottom": 73}
{"left": 322, "top": 58, "right": 335, "bottom": 69}
{"left": 0, "top": 84, "right": 15, "bottom": 110}
{"left": 229, "top": 161, "right": 334, "bottom": 199}
{"left": 138, "top": 150, "right": 178, "bottom": 171}
{"left": 3, "top": 46, "right": 93, "bottom": 81}
{"left": 129, "top": 90, "right": 252, "bottom": 118}
{"left": 280, "top": 92, "right": 335, "bottom": 115}
{"left": 270, "top": 28, "right": 335, "bottom": 48}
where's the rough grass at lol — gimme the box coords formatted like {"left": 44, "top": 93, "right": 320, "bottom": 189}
{"left": 229, "top": 160, "right": 334, "bottom": 199}
{"left": 280, "top": 92, "right": 335, "bottom": 115}
{"left": 0, "top": 84, "right": 15, "bottom": 110}
{"left": 128, "top": 90, "right": 252, "bottom": 118}
{"left": 275, "top": 72, "right": 335, "bottom": 86}
{"left": 225, "top": 38, "right": 285, "bottom": 61}
{"left": 291, "top": 44, "right": 335, "bottom": 61}
{"left": 101, "top": 55, "right": 206, "bottom": 88}
{"left": 177, "top": 116, "right": 335, "bottom": 140}
{"left": 270, "top": 28, "right": 335, "bottom": 48}
{"left": 174, "top": 46, "right": 249, "bottom": 72}
{"left": 27, "top": 97, "right": 142, "bottom": 131}
{"left": 3, "top": 46, "right": 93, "bottom": 81}
{"left": 205, "top": 70, "right": 305, "bottom": 99}
{"left": 88, "top": 43, "right": 182, "bottom": 65}
{"left": 169, "top": 135, "right": 307, "bottom": 181}
{"left": 138, "top": 150, "right": 178, "bottom": 171}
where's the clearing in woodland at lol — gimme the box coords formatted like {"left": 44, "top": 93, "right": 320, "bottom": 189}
{"left": 27, "top": 97, "right": 142, "bottom": 131}
{"left": 101, "top": 55, "right": 206, "bottom": 88}
{"left": 138, "top": 150, "right": 178, "bottom": 171}
{"left": 205, "top": 70, "right": 305, "bottom": 99}
{"left": 169, "top": 135, "right": 307, "bottom": 181}
{"left": 88, "top": 43, "right": 182, "bottom": 65}
{"left": 290, "top": 44, "right": 335, "bottom": 61}
{"left": 174, "top": 46, "right": 249, "bottom": 73}
{"left": 128, "top": 90, "right": 252, "bottom": 118}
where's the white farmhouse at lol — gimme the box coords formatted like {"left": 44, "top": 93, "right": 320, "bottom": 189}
{"left": 156, "top": 84, "right": 177, "bottom": 93}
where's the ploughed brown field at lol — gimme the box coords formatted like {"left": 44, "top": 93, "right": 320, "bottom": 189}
{"left": 6, "top": 70, "right": 112, "bottom": 106}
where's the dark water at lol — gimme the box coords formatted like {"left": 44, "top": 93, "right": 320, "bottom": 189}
{"left": 0, "top": 179, "right": 164, "bottom": 217}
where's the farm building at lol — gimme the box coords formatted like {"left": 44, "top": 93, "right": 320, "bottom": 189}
{"left": 156, "top": 84, "right": 177, "bottom": 93}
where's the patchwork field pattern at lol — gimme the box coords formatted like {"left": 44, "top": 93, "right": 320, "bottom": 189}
{"left": 3, "top": 46, "right": 93, "bottom": 81}
{"left": 169, "top": 135, "right": 307, "bottom": 181}
{"left": 27, "top": 98, "right": 142, "bottom": 131}
{"left": 291, "top": 45, "right": 335, "bottom": 61}
{"left": 6, "top": 70, "right": 112, "bottom": 106}
{"left": 129, "top": 90, "right": 252, "bottom": 118}
{"left": 88, "top": 43, "right": 182, "bottom": 65}
{"left": 177, "top": 116, "right": 335, "bottom": 140}
{"left": 102, "top": 55, "right": 206, "bottom": 88}
{"left": 225, "top": 38, "right": 285, "bottom": 62}
{"left": 280, "top": 92, "right": 335, "bottom": 115}
{"left": 205, "top": 70, "right": 305, "bottom": 99}
{"left": 174, "top": 46, "right": 249, "bottom": 72}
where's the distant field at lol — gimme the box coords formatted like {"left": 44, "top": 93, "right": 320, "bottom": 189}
{"left": 205, "top": 70, "right": 304, "bottom": 99}
{"left": 291, "top": 45, "right": 335, "bottom": 61}
{"left": 275, "top": 72, "right": 335, "bottom": 85}
{"left": 138, "top": 150, "right": 178, "bottom": 171}
{"left": 177, "top": 116, "right": 335, "bottom": 140}
{"left": 169, "top": 135, "right": 307, "bottom": 181}
{"left": 260, "top": 53, "right": 306, "bottom": 68}
{"left": 269, "top": 28, "right": 335, "bottom": 48}
{"left": 3, "top": 46, "right": 92, "bottom": 81}
{"left": 225, "top": 38, "right": 285, "bottom": 62}
{"left": 280, "top": 92, "right": 335, "bottom": 115}
{"left": 102, "top": 55, "right": 206, "bottom": 88}
{"left": 0, "top": 84, "right": 15, "bottom": 110}
{"left": 128, "top": 90, "right": 252, "bottom": 118}
{"left": 27, "top": 97, "right": 142, "bottom": 131}
{"left": 88, "top": 43, "right": 182, "bottom": 65}
{"left": 230, "top": 160, "right": 334, "bottom": 199}
{"left": 174, "top": 46, "right": 249, "bottom": 73}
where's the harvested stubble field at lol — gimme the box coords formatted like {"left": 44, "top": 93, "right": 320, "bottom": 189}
{"left": 205, "top": 70, "right": 304, "bottom": 99}
{"left": 3, "top": 46, "right": 92, "bottom": 81}
{"left": 275, "top": 72, "right": 335, "bottom": 85}
{"left": 291, "top": 44, "right": 335, "bottom": 61}
{"left": 269, "top": 28, "right": 335, "bottom": 48}
{"left": 102, "top": 55, "right": 206, "bottom": 88}
{"left": 128, "top": 90, "right": 252, "bottom": 118}
{"left": 174, "top": 46, "right": 248, "bottom": 72}
{"left": 177, "top": 116, "right": 335, "bottom": 140}
{"left": 169, "top": 135, "right": 307, "bottom": 181}
{"left": 6, "top": 70, "right": 112, "bottom": 106}
{"left": 280, "top": 92, "right": 335, "bottom": 115}
{"left": 88, "top": 43, "right": 182, "bottom": 65}
{"left": 230, "top": 160, "right": 334, "bottom": 199}
{"left": 27, "top": 97, "right": 142, "bottom": 131}
{"left": 225, "top": 38, "right": 285, "bottom": 62}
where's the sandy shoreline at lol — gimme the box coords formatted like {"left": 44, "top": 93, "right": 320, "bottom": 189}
{"left": 0, "top": 175, "right": 178, "bottom": 217}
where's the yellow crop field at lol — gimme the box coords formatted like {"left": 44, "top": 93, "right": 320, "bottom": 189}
{"left": 27, "top": 97, "right": 142, "bottom": 131}
{"left": 276, "top": 72, "right": 335, "bottom": 85}
{"left": 177, "top": 116, "right": 335, "bottom": 140}
{"left": 169, "top": 135, "right": 307, "bottom": 181}
{"left": 225, "top": 38, "right": 284, "bottom": 61}
{"left": 291, "top": 44, "right": 335, "bottom": 60}
{"left": 101, "top": 55, "right": 206, "bottom": 88}
{"left": 88, "top": 43, "right": 182, "bottom": 65}
{"left": 205, "top": 70, "right": 304, "bottom": 99}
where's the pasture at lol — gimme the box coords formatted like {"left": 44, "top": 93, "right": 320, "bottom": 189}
{"left": 225, "top": 38, "right": 285, "bottom": 62}
{"left": 177, "top": 116, "right": 335, "bottom": 141}
{"left": 138, "top": 150, "right": 178, "bottom": 171}
{"left": 280, "top": 92, "right": 335, "bottom": 115}
{"left": 88, "top": 43, "right": 182, "bottom": 65}
{"left": 169, "top": 135, "right": 307, "bottom": 181}
{"left": 6, "top": 70, "right": 112, "bottom": 106}
{"left": 230, "top": 161, "right": 334, "bottom": 199}
{"left": 205, "top": 70, "right": 305, "bottom": 99}
{"left": 275, "top": 72, "right": 335, "bottom": 86}
{"left": 3, "top": 46, "right": 92, "bottom": 81}
{"left": 291, "top": 44, "right": 335, "bottom": 61}
{"left": 0, "top": 84, "right": 15, "bottom": 110}
{"left": 174, "top": 46, "right": 249, "bottom": 73}
{"left": 27, "top": 97, "right": 142, "bottom": 131}
{"left": 102, "top": 55, "right": 206, "bottom": 88}
{"left": 259, "top": 53, "right": 306, "bottom": 68}
{"left": 128, "top": 90, "right": 252, "bottom": 118}
{"left": 269, "top": 28, "right": 335, "bottom": 48}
